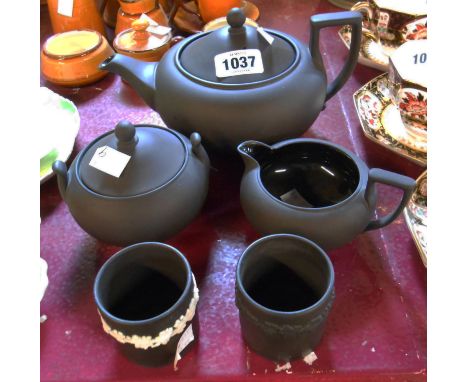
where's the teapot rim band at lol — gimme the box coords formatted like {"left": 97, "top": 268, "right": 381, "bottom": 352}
{"left": 174, "top": 29, "right": 302, "bottom": 90}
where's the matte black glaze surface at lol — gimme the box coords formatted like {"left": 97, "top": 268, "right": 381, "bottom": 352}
{"left": 52, "top": 122, "right": 210, "bottom": 246}
{"left": 235, "top": 234, "right": 335, "bottom": 362}
{"left": 94, "top": 242, "right": 198, "bottom": 367}
{"left": 238, "top": 139, "right": 416, "bottom": 249}
{"left": 179, "top": 11, "right": 297, "bottom": 84}
{"left": 80, "top": 120, "right": 186, "bottom": 197}
{"left": 100, "top": 10, "right": 363, "bottom": 150}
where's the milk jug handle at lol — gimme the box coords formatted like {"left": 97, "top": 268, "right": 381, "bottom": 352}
{"left": 365, "top": 168, "right": 416, "bottom": 231}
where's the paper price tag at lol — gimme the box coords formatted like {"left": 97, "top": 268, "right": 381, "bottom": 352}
{"left": 57, "top": 0, "right": 74, "bottom": 18}
{"left": 140, "top": 13, "right": 172, "bottom": 35}
{"left": 173, "top": 324, "right": 195, "bottom": 370}
{"left": 214, "top": 49, "right": 264, "bottom": 78}
{"left": 89, "top": 146, "right": 131, "bottom": 178}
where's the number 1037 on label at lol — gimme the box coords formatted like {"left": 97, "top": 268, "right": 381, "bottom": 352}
{"left": 214, "top": 49, "right": 264, "bottom": 78}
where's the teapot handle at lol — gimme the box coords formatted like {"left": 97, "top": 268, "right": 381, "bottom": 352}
{"left": 364, "top": 169, "right": 416, "bottom": 231}
{"left": 310, "top": 11, "right": 362, "bottom": 102}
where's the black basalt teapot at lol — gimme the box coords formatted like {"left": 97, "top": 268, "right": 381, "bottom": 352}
{"left": 100, "top": 8, "right": 363, "bottom": 150}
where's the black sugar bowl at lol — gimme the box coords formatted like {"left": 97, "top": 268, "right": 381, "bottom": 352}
{"left": 53, "top": 120, "right": 210, "bottom": 246}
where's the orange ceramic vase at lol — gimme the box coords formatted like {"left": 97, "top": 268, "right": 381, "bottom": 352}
{"left": 198, "top": 0, "right": 241, "bottom": 23}
{"left": 115, "top": 0, "right": 168, "bottom": 35}
{"left": 41, "top": 30, "right": 114, "bottom": 87}
{"left": 102, "top": 0, "right": 120, "bottom": 27}
{"left": 47, "top": 0, "right": 106, "bottom": 35}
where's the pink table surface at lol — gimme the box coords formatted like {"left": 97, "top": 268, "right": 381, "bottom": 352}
{"left": 40, "top": 1, "right": 427, "bottom": 381}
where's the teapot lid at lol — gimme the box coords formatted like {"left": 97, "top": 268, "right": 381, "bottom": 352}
{"left": 79, "top": 120, "right": 186, "bottom": 197}
{"left": 178, "top": 8, "right": 297, "bottom": 85}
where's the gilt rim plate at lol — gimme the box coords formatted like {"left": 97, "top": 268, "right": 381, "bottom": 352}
{"left": 353, "top": 73, "right": 427, "bottom": 166}
{"left": 404, "top": 171, "right": 427, "bottom": 267}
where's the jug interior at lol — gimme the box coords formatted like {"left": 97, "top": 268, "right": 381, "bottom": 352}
{"left": 240, "top": 237, "right": 331, "bottom": 312}
{"left": 99, "top": 248, "right": 188, "bottom": 321}
{"left": 260, "top": 142, "right": 360, "bottom": 208}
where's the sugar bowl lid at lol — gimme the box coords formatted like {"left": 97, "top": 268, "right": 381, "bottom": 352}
{"left": 113, "top": 18, "right": 171, "bottom": 53}
{"left": 79, "top": 120, "right": 186, "bottom": 197}
{"left": 178, "top": 8, "right": 297, "bottom": 85}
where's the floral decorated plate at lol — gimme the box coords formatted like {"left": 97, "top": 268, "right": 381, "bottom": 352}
{"left": 339, "top": 25, "right": 397, "bottom": 71}
{"left": 402, "top": 18, "right": 428, "bottom": 41}
{"left": 353, "top": 73, "right": 427, "bottom": 166}
{"left": 40, "top": 87, "right": 80, "bottom": 184}
{"left": 404, "top": 171, "right": 427, "bottom": 267}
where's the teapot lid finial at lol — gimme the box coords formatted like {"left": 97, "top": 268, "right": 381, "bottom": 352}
{"left": 115, "top": 120, "right": 138, "bottom": 150}
{"left": 227, "top": 8, "right": 246, "bottom": 29}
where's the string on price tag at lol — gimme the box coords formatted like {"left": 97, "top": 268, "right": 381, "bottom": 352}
{"left": 257, "top": 27, "right": 275, "bottom": 45}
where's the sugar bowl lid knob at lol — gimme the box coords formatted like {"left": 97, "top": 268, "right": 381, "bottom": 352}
{"left": 115, "top": 120, "right": 136, "bottom": 144}
{"left": 227, "top": 8, "right": 246, "bottom": 29}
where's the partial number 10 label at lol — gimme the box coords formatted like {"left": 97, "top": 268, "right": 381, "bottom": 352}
{"left": 214, "top": 49, "right": 264, "bottom": 78}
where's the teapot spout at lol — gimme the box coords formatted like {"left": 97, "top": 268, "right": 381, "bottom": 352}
{"left": 237, "top": 141, "right": 272, "bottom": 171}
{"left": 100, "top": 54, "right": 157, "bottom": 108}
